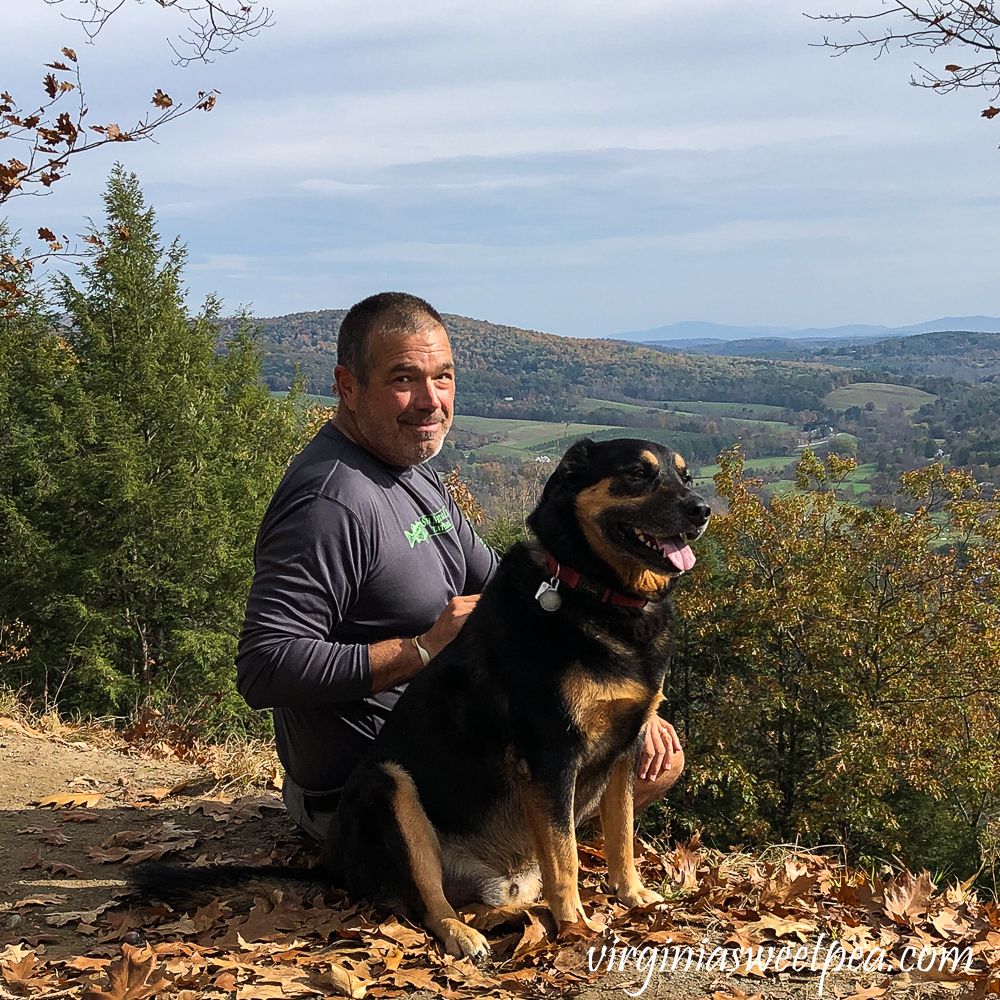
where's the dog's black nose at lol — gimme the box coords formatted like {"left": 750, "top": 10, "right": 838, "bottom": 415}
{"left": 684, "top": 498, "right": 711, "bottom": 522}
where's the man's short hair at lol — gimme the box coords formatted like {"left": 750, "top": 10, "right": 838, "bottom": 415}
{"left": 337, "top": 292, "right": 445, "bottom": 385}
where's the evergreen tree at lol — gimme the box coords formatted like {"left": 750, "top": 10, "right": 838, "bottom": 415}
{"left": 0, "top": 167, "right": 302, "bottom": 728}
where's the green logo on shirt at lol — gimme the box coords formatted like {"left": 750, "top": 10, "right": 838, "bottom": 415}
{"left": 405, "top": 507, "right": 455, "bottom": 548}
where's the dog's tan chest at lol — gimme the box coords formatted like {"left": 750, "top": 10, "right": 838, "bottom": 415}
{"left": 560, "top": 665, "right": 661, "bottom": 753}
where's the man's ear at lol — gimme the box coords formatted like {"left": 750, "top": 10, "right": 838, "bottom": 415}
{"left": 334, "top": 365, "right": 357, "bottom": 411}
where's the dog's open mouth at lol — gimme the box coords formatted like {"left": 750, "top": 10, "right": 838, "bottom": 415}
{"left": 629, "top": 527, "right": 696, "bottom": 573}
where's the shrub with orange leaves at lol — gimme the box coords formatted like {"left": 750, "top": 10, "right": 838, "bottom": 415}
{"left": 665, "top": 447, "right": 1000, "bottom": 878}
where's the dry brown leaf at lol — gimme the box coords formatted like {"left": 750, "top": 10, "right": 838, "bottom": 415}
{"left": 13, "top": 895, "right": 65, "bottom": 907}
{"left": 882, "top": 870, "right": 935, "bottom": 924}
{"left": 375, "top": 918, "right": 426, "bottom": 950}
{"left": 512, "top": 910, "right": 551, "bottom": 960}
{"left": 42, "top": 859, "right": 84, "bottom": 877}
{"left": 312, "top": 963, "right": 368, "bottom": 998}
{"left": 743, "top": 912, "right": 817, "bottom": 941}
{"left": 0, "top": 718, "right": 42, "bottom": 738}
{"left": 17, "top": 825, "right": 69, "bottom": 846}
{"left": 61, "top": 809, "right": 101, "bottom": 822}
{"left": 841, "top": 981, "right": 889, "bottom": 1000}
{"left": 35, "top": 792, "right": 102, "bottom": 809}
{"left": 1, "top": 947, "right": 37, "bottom": 994}
{"left": 80, "top": 943, "right": 170, "bottom": 1000}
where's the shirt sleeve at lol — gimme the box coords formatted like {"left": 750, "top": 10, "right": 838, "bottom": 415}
{"left": 441, "top": 482, "right": 499, "bottom": 595}
{"left": 236, "top": 494, "right": 374, "bottom": 709}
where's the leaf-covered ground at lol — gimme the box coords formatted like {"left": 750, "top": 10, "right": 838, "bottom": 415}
{"left": 0, "top": 718, "right": 996, "bottom": 1000}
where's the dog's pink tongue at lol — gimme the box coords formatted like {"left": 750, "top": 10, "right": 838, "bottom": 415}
{"left": 661, "top": 537, "right": 696, "bottom": 572}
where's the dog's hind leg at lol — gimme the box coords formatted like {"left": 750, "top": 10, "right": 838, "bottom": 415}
{"left": 384, "top": 763, "right": 491, "bottom": 962}
{"left": 599, "top": 754, "right": 663, "bottom": 908}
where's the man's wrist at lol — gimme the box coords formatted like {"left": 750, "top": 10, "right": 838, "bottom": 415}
{"left": 411, "top": 634, "right": 431, "bottom": 667}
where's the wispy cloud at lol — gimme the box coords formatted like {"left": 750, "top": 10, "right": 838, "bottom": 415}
{"left": 4, "top": 0, "right": 1000, "bottom": 334}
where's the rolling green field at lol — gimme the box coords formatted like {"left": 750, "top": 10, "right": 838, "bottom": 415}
{"left": 452, "top": 415, "right": 633, "bottom": 459}
{"left": 272, "top": 390, "right": 338, "bottom": 406}
{"left": 824, "top": 383, "right": 936, "bottom": 412}
{"left": 664, "top": 400, "right": 792, "bottom": 420}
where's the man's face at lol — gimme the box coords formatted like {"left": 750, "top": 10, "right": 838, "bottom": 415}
{"left": 341, "top": 322, "right": 455, "bottom": 468}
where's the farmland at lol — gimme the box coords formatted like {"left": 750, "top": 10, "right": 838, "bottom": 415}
{"left": 824, "top": 382, "right": 936, "bottom": 412}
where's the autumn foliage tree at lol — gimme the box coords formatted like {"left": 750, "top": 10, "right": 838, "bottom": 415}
{"left": 665, "top": 448, "right": 1000, "bottom": 877}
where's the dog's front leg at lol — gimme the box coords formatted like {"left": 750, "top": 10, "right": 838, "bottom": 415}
{"left": 518, "top": 780, "right": 600, "bottom": 934}
{"left": 599, "top": 753, "right": 663, "bottom": 907}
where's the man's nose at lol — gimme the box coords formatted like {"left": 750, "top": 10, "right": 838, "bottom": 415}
{"left": 413, "top": 378, "right": 444, "bottom": 411}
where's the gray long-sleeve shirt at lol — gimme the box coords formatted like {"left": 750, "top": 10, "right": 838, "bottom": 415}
{"left": 236, "top": 422, "right": 498, "bottom": 790}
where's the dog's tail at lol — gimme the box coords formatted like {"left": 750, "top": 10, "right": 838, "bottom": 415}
{"left": 128, "top": 862, "right": 329, "bottom": 910}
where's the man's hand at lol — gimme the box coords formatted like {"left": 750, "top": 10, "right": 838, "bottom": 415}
{"left": 420, "top": 595, "right": 480, "bottom": 660}
{"left": 638, "top": 716, "right": 681, "bottom": 782}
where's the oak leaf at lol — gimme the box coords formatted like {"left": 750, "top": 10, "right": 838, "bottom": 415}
{"left": 81, "top": 943, "right": 170, "bottom": 1000}
{"left": 151, "top": 90, "right": 173, "bottom": 110}
{"left": 1, "top": 947, "right": 37, "bottom": 995}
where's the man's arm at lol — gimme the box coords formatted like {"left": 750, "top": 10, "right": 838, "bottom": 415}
{"left": 368, "top": 594, "right": 480, "bottom": 689}
{"left": 237, "top": 494, "right": 481, "bottom": 708}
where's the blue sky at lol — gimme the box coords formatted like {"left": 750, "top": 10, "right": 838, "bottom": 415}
{"left": 5, "top": 0, "right": 1000, "bottom": 338}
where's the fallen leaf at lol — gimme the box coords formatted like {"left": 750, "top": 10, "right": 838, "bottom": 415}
{"left": 81, "top": 943, "right": 170, "bottom": 1000}
{"left": 17, "top": 825, "right": 70, "bottom": 846}
{"left": 34, "top": 792, "right": 102, "bottom": 809}
{"left": 313, "top": 963, "right": 368, "bottom": 998}
{"left": 841, "top": 981, "right": 889, "bottom": 1000}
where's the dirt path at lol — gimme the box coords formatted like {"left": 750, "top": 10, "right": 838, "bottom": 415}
{"left": 0, "top": 721, "right": 983, "bottom": 999}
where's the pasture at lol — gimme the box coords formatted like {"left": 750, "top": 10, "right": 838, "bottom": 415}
{"left": 824, "top": 382, "right": 936, "bottom": 412}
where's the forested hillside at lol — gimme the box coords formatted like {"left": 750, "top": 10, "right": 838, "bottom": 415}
{"left": 235, "top": 309, "right": 849, "bottom": 415}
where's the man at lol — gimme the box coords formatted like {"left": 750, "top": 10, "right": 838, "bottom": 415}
{"left": 236, "top": 291, "right": 683, "bottom": 841}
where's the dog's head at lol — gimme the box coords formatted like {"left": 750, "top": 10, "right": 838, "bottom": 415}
{"left": 527, "top": 438, "right": 711, "bottom": 600}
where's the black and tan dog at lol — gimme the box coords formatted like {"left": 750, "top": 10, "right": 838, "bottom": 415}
{"left": 132, "top": 437, "right": 710, "bottom": 961}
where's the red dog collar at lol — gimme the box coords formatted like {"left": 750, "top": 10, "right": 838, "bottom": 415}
{"left": 543, "top": 552, "right": 648, "bottom": 608}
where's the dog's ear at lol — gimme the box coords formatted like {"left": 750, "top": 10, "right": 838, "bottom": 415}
{"left": 541, "top": 437, "right": 595, "bottom": 499}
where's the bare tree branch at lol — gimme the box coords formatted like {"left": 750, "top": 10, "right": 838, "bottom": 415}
{"left": 1, "top": 48, "right": 219, "bottom": 205}
{"left": 43, "top": 0, "right": 274, "bottom": 66}
{"left": 809, "top": 1, "right": 1000, "bottom": 114}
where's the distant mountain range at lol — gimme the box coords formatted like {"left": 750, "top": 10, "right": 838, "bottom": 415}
{"left": 614, "top": 316, "right": 1000, "bottom": 347}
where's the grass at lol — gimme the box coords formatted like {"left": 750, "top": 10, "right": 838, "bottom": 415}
{"left": 824, "top": 382, "right": 936, "bottom": 412}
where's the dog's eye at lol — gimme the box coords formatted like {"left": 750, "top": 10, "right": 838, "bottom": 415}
{"left": 629, "top": 463, "right": 657, "bottom": 484}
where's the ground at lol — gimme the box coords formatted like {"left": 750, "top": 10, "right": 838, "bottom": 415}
{"left": 0, "top": 719, "right": 991, "bottom": 1000}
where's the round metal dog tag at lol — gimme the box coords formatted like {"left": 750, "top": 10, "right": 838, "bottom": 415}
{"left": 538, "top": 587, "right": 562, "bottom": 612}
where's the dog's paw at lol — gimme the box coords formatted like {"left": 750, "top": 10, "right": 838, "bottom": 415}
{"left": 615, "top": 884, "right": 664, "bottom": 908}
{"left": 439, "top": 917, "right": 491, "bottom": 963}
